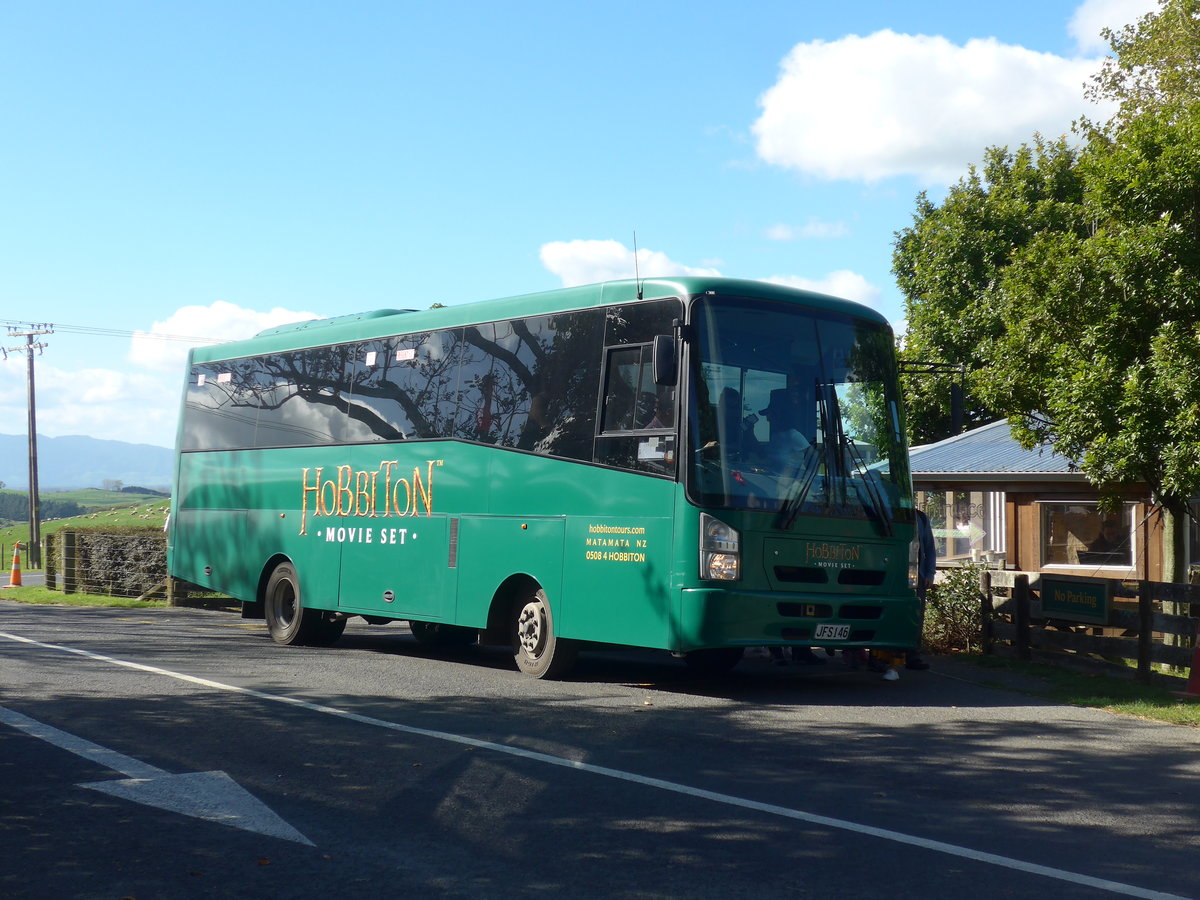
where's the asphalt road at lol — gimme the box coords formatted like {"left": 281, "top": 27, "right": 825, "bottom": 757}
{"left": 2, "top": 570, "right": 43, "bottom": 588}
{"left": 0, "top": 600, "right": 1196, "bottom": 900}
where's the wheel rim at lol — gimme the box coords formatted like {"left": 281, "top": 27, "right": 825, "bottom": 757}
{"left": 274, "top": 581, "right": 297, "bottom": 628}
{"left": 516, "top": 600, "right": 546, "bottom": 658}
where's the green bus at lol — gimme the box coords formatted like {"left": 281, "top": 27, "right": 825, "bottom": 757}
{"left": 167, "top": 276, "right": 919, "bottom": 678}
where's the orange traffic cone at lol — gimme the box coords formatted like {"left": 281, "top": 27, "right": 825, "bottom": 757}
{"left": 1172, "top": 641, "right": 1200, "bottom": 700}
{"left": 5, "top": 543, "right": 22, "bottom": 588}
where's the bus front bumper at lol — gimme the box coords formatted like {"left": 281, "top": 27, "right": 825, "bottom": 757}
{"left": 676, "top": 587, "right": 919, "bottom": 652}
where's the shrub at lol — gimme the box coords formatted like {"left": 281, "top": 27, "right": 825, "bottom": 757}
{"left": 924, "top": 561, "right": 985, "bottom": 653}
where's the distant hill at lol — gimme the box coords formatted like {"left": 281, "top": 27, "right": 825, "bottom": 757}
{"left": 0, "top": 433, "right": 173, "bottom": 491}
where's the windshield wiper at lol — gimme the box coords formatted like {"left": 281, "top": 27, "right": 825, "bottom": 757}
{"left": 777, "top": 380, "right": 835, "bottom": 530}
{"left": 842, "top": 435, "right": 894, "bottom": 537}
{"left": 776, "top": 444, "right": 822, "bottom": 530}
{"left": 780, "top": 381, "right": 893, "bottom": 536}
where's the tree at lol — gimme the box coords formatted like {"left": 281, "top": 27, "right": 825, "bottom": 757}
{"left": 987, "top": 101, "right": 1200, "bottom": 513}
{"left": 894, "top": 0, "right": 1200, "bottom": 517}
{"left": 893, "top": 138, "right": 1085, "bottom": 444}
{"left": 1087, "top": 0, "right": 1200, "bottom": 126}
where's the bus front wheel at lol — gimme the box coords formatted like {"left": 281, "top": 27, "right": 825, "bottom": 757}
{"left": 264, "top": 562, "right": 345, "bottom": 647}
{"left": 511, "top": 587, "right": 576, "bottom": 679}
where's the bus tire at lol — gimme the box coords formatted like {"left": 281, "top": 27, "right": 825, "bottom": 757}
{"left": 308, "top": 613, "right": 347, "bottom": 647}
{"left": 682, "top": 647, "right": 744, "bottom": 675}
{"left": 264, "top": 561, "right": 339, "bottom": 646}
{"left": 410, "top": 621, "right": 477, "bottom": 647}
{"left": 511, "top": 587, "right": 576, "bottom": 679}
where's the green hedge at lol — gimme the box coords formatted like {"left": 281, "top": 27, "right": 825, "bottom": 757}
{"left": 47, "top": 527, "right": 167, "bottom": 599}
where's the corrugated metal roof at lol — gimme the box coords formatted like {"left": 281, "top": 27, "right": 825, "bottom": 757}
{"left": 909, "top": 419, "right": 1081, "bottom": 477}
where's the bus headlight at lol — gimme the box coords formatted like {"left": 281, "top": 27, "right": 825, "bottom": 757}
{"left": 701, "top": 514, "right": 740, "bottom": 581}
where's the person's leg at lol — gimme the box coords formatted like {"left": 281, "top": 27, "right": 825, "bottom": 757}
{"left": 907, "top": 584, "right": 930, "bottom": 669}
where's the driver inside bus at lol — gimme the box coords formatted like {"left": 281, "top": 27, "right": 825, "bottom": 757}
{"left": 760, "top": 387, "right": 812, "bottom": 472}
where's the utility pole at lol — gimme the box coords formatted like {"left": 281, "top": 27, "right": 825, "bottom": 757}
{"left": 4, "top": 325, "right": 52, "bottom": 568}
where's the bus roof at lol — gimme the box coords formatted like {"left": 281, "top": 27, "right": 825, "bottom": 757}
{"left": 190, "top": 276, "right": 891, "bottom": 364}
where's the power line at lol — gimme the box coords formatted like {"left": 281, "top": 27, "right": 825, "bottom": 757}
{"left": 0, "top": 319, "right": 225, "bottom": 345}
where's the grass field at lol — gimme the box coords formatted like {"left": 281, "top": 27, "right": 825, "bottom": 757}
{"left": 41, "top": 488, "right": 168, "bottom": 507}
{"left": 1, "top": 495, "right": 170, "bottom": 559}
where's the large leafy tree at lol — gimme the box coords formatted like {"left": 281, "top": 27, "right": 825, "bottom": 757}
{"left": 894, "top": 139, "right": 1084, "bottom": 444}
{"left": 895, "top": 0, "right": 1200, "bottom": 516}
{"left": 990, "top": 102, "right": 1200, "bottom": 512}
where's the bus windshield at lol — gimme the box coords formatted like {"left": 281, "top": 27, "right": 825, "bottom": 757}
{"left": 687, "top": 294, "right": 912, "bottom": 528}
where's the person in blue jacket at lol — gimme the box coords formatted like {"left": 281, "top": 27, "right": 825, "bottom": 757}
{"left": 908, "top": 508, "right": 936, "bottom": 670}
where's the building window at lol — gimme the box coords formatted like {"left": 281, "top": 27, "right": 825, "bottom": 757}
{"left": 915, "top": 490, "right": 1005, "bottom": 565}
{"left": 1040, "top": 502, "right": 1133, "bottom": 569}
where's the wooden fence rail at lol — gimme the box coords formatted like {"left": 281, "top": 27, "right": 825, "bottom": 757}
{"left": 979, "top": 568, "right": 1199, "bottom": 687}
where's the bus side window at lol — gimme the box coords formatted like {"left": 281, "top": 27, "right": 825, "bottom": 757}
{"left": 596, "top": 343, "right": 676, "bottom": 475}
{"left": 254, "top": 346, "right": 352, "bottom": 448}
{"left": 601, "top": 345, "right": 658, "bottom": 433}
{"left": 183, "top": 360, "right": 259, "bottom": 451}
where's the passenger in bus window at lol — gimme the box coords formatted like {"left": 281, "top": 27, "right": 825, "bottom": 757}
{"left": 635, "top": 391, "right": 658, "bottom": 428}
{"left": 648, "top": 390, "right": 674, "bottom": 428}
{"left": 702, "top": 387, "right": 757, "bottom": 459}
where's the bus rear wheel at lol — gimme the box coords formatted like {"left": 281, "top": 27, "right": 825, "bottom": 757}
{"left": 511, "top": 587, "right": 576, "bottom": 679}
{"left": 264, "top": 562, "right": 345, "bottom": 647}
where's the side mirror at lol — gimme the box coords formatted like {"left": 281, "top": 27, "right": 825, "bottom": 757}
{"left": 652, "top": 334, "right": 677, "bottom": 387}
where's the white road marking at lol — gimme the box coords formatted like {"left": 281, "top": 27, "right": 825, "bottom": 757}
{"left": 0, "top": 630, "right": 1186, "bottom": 900}
{"left": 0, "top": 703, "right": 313, "bottom": 846}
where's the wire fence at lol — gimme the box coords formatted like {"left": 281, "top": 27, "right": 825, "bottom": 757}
{"left": 46, "top": 528, "right": 170, "bottom": 600}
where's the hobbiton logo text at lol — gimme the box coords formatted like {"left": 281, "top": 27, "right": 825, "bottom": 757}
{"left": 300, "top": 460, "right": 439, "bottom": 536}
{"left": 804, "top": 541, "right": 862, "bottom": 569}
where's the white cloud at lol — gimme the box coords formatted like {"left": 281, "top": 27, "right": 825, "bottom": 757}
{"left": 764, "top": 271, "right": 882, "bottom": 309}
{"left": 1069, "top": 0, "right": 1158, "bottom": 54}
{"left": 0, "top": 359, "right": 177, "bottom": 448}
{"left": 753, "top": 29, "right": 1109, "bottom": 184}
{"left": 130, "top": 300, "right": 319, "bottom": 373}
{"left": 539, "top": 239, "right": 721, "bottom": 287}
{"left": 765, "top": 219, "right": 850, "bottom": 241}
{"left": 0, "top": 301, "right": 322, "bottom": 449}
{"left": 539, "top": 238, "right": 882, "bottom": 312}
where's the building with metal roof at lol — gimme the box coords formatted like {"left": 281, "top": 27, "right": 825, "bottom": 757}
{"left": 908, "top": 419, "right": 1164, "bottom": 581}
{"left": 909, "top": 418, "right": 1087, "bottom": 487}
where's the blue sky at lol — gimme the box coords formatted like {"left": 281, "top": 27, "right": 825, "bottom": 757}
{"left": 0, "top": 0, "right": 1156, "bottom": 451}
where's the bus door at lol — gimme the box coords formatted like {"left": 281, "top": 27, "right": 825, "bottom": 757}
{"left": 560, "top": 512, "right": 674, "bottom": 647}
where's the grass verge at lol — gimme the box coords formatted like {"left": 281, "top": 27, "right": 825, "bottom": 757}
{"left": 0, "top": 584, "right": 168, "bottom": 609}
{"left": 954, "top": 654, "right": 1200, "bottom": 727}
